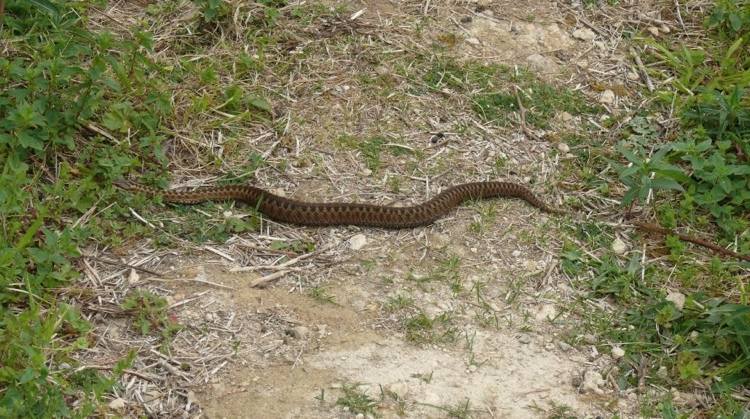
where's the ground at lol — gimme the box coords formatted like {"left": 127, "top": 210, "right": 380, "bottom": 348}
{"left": 78, "top": 0, "right": 683, "bottom": 417}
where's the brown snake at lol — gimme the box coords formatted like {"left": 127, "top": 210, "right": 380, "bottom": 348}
{"left": 114, "top": 181, "right": 563, "bottom": 229}
{"left": 115, "top": 181, "right": 750, "bottom": 261}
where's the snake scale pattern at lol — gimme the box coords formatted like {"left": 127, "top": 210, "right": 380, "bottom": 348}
{"left": 115, "top": 181, "right": 562, "bottom": 229}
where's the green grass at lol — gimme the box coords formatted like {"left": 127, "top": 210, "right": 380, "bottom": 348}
{"left": 0, "top": 0, "right": 173, "bottom": 414}
{"left": 555, "top": 2, "right": 750, "bottom": 416}
{"left": 0, "top": 0, "right": 301, "bottom": 414}
{"left": 404, "top": 311, "right": 458, "bottom": 345}
{"left": 421, "top": 59, "right": 600, "bottom": 129}
{"left": 335, "top": 134, "right": 417, "bottom": 172}
{"left": 335, "top": 383, "right": 378, "bottom": 416}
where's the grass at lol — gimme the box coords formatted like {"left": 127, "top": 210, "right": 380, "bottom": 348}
{"left": 335, "top": 383, "right": 378, "bottom": 416}
{"left": 404, "top": 311, "right": 458, "bottom": 345}
{"left": 554, "top": 2, "right": 750, "bottom": 414}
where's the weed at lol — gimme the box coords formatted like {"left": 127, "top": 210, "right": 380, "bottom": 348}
{"left": 1, "top": 1, "right": 172, "bottom": 414}
{"left": 121, "top": 290, "right": 181, "bottom": 346}
{"left": 336, "top": 383, "right": 378, "bottom": 415}
{"left": 308, "top": 287, "right": 336, "bottom": 304}
{"left": 411, "top": 371, "right": 433, "bottom": 384}
{"left": 632, "top": 4, "right": 750, "bottom": 245}
{"left": 336, "top": 134, "right": 387, "bottom": 171}
{"left": 385, "top": 295, "right": 415, "bottom": 312}
{"left": 404, "top": 311, "right": 458, "bottom": 344}
{"left": 442, "top": 399, "right": 472, "bottom": 419}
{"left": 270, "top": 239, "right": 316, "bottom": 254}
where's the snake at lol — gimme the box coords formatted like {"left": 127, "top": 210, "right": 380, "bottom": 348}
{"left": 114, "top": 180, "right": 563, "bottom": 229}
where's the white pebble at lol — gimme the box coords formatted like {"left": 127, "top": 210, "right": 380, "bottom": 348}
{"left": 666, "top": 291, "right": 686, "bottom": 310}
{"left": 348, "top": 234, "right": 367, "bottom": 250}
{"left": 612, "top": 237, "right": 627, "bottom": 255}
{"left": 572, "top": 28, "right": 596, "bottom": 41}
{"left": 611, "top": 346, "right": 625, "bottom": 359}
{"left": 599, "top": 89, "right": 616, "bottom": 105}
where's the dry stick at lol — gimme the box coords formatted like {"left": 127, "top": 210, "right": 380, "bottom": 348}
{"left": 514, "top": 87, "right": 540, "bottom": 141}
{"left": 76, "top": 365, "right": 156, "bottom": 383}
{"left": 673, "top": 0, "right": 686, "bottom": 32}
{"left": 632, "top": 221, "right": 750, "bottom": 262}
{"left": 629, "top": 47, "right": 655, "bottom": 92}
{"left": 87, "top": 256, "right": 163, "bottom": 277}
{"left": 250, "top": 270, "right": 292, "bottom": 288}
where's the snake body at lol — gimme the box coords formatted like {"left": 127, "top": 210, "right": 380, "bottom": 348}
{"left": 115, "top": 181, "right": 562, "bottom": 229}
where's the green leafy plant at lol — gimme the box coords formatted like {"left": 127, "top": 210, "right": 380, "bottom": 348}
{"left": 615, "top": 121, "right": 687, "bottom": 206}
{"left": 631, "top": 2, "right": 750, "bottom": 245}
{"left": 121, "top": 290, "right": 181, "bottom": 342}
{"left": 706, "top": 0, "right": 750, "bottom": 39}
{"left": 1, "top": 0, "right": 173, "bottom": 415}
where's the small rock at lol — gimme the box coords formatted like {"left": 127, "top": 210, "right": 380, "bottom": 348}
{"left": 466, "top": 37, "right": 481, "bottom": 45}
{"left": 355, "top": 414, "right": 364, "bottom": 419}
{"left": 348, "top": 234, "right": 368, "bottom": 250}
{"left": 581, "top": 370, "right": 606, "bottom": 394}
{"left": 599, "top": 89, "right": 616, "bottom": 105}
{"left": 660, "top": 24, "right": 671, "bottom": 34}
{"left": 612, "top": 237, "right": 627, "bottom": 255}
{"left": 511, "top": 250, "right": 522, "bottom": 257}
{"left": 572, "top": 28, "right": 596, "bottom": 41}
{"left": 611, "top": 346, "right": 625, "bottom": 359}
{"left": 557, "top": 142, "right": 570, "bottom": 153}
{"left": 128, "top": 269, "right": 140, "bottom": 285}
{"left": 672, "top": 389, "right": 700, "bottom": 407}
{"left": 108, "top": 398, "right": 126, "bottom": 411}
{"left": 589, "top": 345, "right": 600, "bottom": 361}
{"left": 428, "top": 232, "right": 450, "bottom": 247}
{"left": 535, "top": 304, "right": 558, "bottom": 321}
{"left": 626, "top": 71, "right": 640, "bottom": 81}
{"left": 519, "top": 334, "right": 532, "bottom": 344}
{"left": 526, "top": 53, "right": 556, "bottom": 72}
{"left": 581, "top": 334, "right": 597, "bottom": 345}
{"left": 656, "top": 365, "right": 669, "bottom": 379}
{"left": 375, "top": 66, "right": 389, "bottom": 76}
{"left": 559, "top": 111, "right": 574, "bottom": 122}
{"left": 361, "top": 168, "right": 373, "bottom": 177}
{"left": 571, "top": 374, "right": 582, "bottom": 387}
{"left": 287, "top": 326, "right": 310, "bottom": 339}
{"left": 666, "top": 291, "right": 686, "bottom": 310}
{"left": 388, "top": 382, "right": 408, "bottom": 396}
{"left": 558, "top": 341, "right": 573, "bottom": 352}
{"left": 594, "top": 41, "right": 606, "bottom": 50}
{"left": 647, "top": 26, "right": 660, "bottom": 37}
